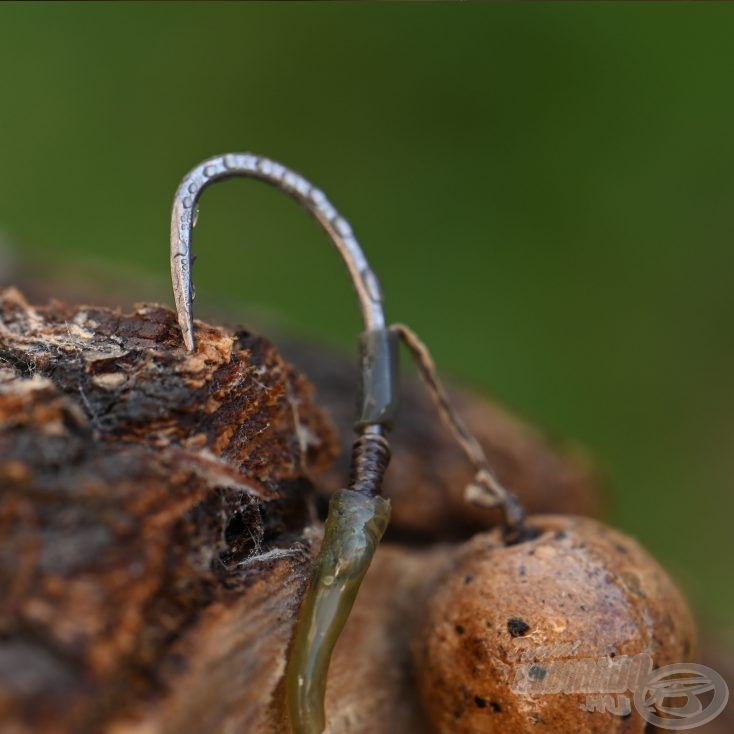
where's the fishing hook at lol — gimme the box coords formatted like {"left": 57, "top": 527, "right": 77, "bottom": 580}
{"left": 169, "top": 153, "right": 524, "bottom": 733}
{"left": 170, "top": 153, "right": 397, "bottom": 734}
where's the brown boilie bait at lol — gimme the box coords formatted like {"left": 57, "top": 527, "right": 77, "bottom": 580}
{"left": 413, "top": 514, "right": 697, "bottom": 733}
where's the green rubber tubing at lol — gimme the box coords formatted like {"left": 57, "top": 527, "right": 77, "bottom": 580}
{"left": 286, "top": 488, "right": 391, "bottom": 734}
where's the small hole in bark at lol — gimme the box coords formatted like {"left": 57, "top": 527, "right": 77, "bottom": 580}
{"left": 224, "top": 512, "right": 249, "bottom": 546}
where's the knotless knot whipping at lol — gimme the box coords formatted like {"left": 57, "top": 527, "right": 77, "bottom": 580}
{"left": 348, "top": 433, "right": 391, "bottom": 496}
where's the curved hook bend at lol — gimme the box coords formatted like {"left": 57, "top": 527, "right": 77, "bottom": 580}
{"left": 170, "top": 152, "right": 386, "bottom": 352}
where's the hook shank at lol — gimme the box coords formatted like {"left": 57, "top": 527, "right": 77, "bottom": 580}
{"left": 170, "top": 153, "right": 386, "bottom": 352}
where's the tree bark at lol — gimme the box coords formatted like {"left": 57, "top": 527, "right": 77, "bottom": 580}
{"left": 0, "top": 287, "right": 603, "bottom": 734}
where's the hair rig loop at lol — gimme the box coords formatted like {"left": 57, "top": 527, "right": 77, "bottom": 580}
{"left": 169, "top": 153, "right": 524, "bottom": 734}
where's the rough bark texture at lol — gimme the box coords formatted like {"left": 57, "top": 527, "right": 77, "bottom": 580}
{"left": 6, "top": 256, "right": 604, "bottom": 542}
{"left": 0, "top": 288, "right": 335, "bottom": 734}
{"left": 0, "top": 286, "right": 625, "bottom": 734}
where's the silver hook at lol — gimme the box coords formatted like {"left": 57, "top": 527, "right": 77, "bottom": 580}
{"left": 169, "top": 153, "right": 398, "bottom": 734}
{"left": 170, "top": 152, "right": 386, "bottom": 353}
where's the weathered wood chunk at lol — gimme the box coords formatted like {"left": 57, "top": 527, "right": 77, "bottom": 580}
{"left": 0, "top": 287, "right": 608, "bottom": 734}
{"left": 0, "top": 288, "right": 335, "bottom": 734}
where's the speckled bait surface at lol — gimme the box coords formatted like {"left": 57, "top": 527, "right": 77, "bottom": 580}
{"left": 287, "top": 489, "right": 390, "bottom": 734}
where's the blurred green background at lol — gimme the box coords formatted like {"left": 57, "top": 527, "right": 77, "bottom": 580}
{"left": 0, "top": 3, "right": 732, "bottom": 638}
